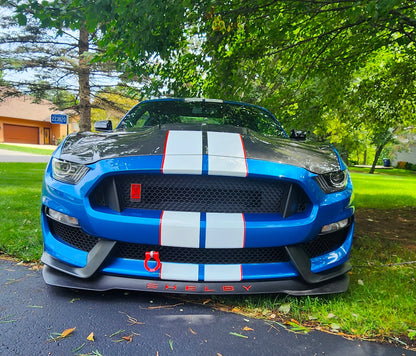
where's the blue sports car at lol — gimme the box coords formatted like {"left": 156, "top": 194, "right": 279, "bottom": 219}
{"left": 41, "top": 98, "right": 354, "bottom": 295}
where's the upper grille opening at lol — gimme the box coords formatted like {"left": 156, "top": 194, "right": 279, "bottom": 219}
{"left": 89, "top": 174, "right": 310, "bottom": 216}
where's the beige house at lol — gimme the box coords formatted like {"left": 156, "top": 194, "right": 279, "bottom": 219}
{"left": 0, "top": 91, "right": 77, "bottom": 145}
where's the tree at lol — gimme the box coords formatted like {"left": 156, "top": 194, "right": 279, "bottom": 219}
{"left": 3, "top": 0, "right": 416, "bottom": 157}
{"left": 91, "top": 88, "right": 138, "bottom": 129}
{"left": 90, "top": 1, "right": 415, "bottom": 114}
{"left": 0, "top": 1, "right": 138, "bottom": 131}
{"left": 349, "top": 49, "right": 416, "bottom": 173}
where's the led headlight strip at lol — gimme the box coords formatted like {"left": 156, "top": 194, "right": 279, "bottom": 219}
{"left": 52, "top": 158, "right": 89, "bottom": 184}
{"left": 314, "top": 170, "right": 348, "bottom": 194}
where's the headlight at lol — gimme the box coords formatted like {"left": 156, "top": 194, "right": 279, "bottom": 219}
{"left": 314, "top": 170, "right": 348, "bottom": 193}
{"left": 52, "top": 158, "right": 89, "bottom": 184}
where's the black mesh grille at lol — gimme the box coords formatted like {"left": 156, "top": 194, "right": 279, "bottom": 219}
{"left": 302, "top": 228, "right": 349, "bottom": 258}
{"left": 47, "top": 217, "right": 99, "bottom": 251}
{"left": 47, "top": 218, "right": 349, "bottom": 264}
{"left": 90, "top": 174, "right": 310, "bottom": 215}
{"left": 113, "top": 243, "right": 290, "bottom": 264}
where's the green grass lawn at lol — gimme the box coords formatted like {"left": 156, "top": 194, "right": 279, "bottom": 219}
{"left": 0, "top": 162, "right": 415, "bottom": 346}
{"left": 0, "top": 163, "right": 46, "bottom": 261}
{"left": 350, "top": 171, "right": 416, "bottom": 208}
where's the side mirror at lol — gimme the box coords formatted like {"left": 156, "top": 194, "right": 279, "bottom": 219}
{"left": 290, "top": 129, "right": 307, "bottom": 141}
{"left": 94, "top": 120, "right": 113, "bottom": 132}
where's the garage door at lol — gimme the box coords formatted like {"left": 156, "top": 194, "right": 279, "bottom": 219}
{"left": 3, "top": 124, "right": 39, "bottom": 144}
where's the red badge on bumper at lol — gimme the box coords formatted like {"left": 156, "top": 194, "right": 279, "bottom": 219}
{"left": 130, "top": 183, "right": 142, "bottom": 201}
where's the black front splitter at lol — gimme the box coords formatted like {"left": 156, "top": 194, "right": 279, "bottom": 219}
{"left": 42, "top": 264, "right": 350, "bottom": 296}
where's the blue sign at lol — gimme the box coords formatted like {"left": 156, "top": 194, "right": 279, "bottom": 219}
{"left": 51, "top": 114, "right": 68, "bottom": 124}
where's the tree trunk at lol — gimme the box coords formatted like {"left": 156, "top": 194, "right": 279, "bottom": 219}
{"left": 78, "top": 23, "right": 91, "bottom": 132}
{"left": 369, "top": 144, "right": 384, "bottom": 174}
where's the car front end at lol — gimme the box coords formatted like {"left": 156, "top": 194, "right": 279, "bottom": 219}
{"left": 41, "top": 99, "right": 354, "bottom": 295}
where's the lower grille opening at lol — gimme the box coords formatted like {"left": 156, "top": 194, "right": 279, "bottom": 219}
{"left": 113, "top": 243, "right": 290, "bottom": 264}
{"left": 48, "top": 217, "right": 99, "bottom": 251}
{"left": 47, "top": 217, "right": 350, "bottom": 265}
{"left": 302, "top": 223, "right": 352, "bottom": 258}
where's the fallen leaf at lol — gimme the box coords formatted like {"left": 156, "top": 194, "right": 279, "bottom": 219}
{"left": 87, "top": 332, "right": 95, "bottom": 341}
{"left": 119, "top": 311, "right": 145, "bottom": 325}
{"left": 122, "top": 334, "right": 133, "bottom": 342}
{"left": 278, "top": 303, "right": 291, "bottom": 314}
{"left": 203, "top": 299, "right": 211, "bottom": 305}
{"left": 0, "top": 315, "right": 18, "bottom": 323}
{"left": 144, "top": 303, "right": 183, "bottom": 310}
{"left": 242, "top": 326, "right": 253, "bottom": 331}
{"left": 287, "top": 321, "right": 310, "bottom": 334}
{"left": 327, "top": 313, "right": 336, "bottom": 319}
{"left": 169, "top": 339, "right": 174, "bottom": 350}
{"left": 189, "top": 328, "right": 197, "bottom": 335}
{"left": 109, "top": 329, "right": 125, "bottom": 337}
{"left": 358, "top": 279, "right": 364, "bottom": 286}
{"left": 262, "top": 308, "right": 271, "bottom": 316}
{"left": 229, "top": 332, "right": 248, "bottom": 339}
{"left": 232, "top": 307, "right": 241, "bottom": 313}
{"left": 330, "top": 323, "right": 341, "bottom": 332}
{"left": 72, "top": 343, "right": 85, "bottom": 353}
{"left": 61, "top": 327, "right": 76, "bottom": 338}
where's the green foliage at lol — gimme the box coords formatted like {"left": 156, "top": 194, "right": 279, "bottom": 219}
{"left": 91, "top": 89, "right": 138, "bottom": 129}
{"left": 0, "top": 163, "right": 46, "bottom": 261}
{"left": 403, "top": 162, "right": 416, "bottom": 171}
{"left": 81, "top": 0, "right": 416, "bottom": 166}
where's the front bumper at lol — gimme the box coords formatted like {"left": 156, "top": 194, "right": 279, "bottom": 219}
{"left": 41, "top": 228, "right": 352, "bottom": 295}
{"left": 42, "top": 262, "right": 351, "bottom": 296}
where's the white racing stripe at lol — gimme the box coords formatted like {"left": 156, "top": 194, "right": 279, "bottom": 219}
{"left": 160, "top": 211, "right": 200, "bottom": 248}
{"left": 162, "top": 130, "right": 203, "bottom": 174}
{"left": 207, "top": 132, "right": 248, "bottom": 177}
{"left": 160, "top": 262, "right": 199, "bottom": 281}
{"left": 204, "top": 264, "right": 242, "bottom": 282}
{"left": 205, "top": 213, "right": 245, "bottom": 248}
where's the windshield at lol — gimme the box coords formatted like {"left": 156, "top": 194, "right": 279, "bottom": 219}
{"left": 118, "top": 99, "right": 287, "bottom": 137}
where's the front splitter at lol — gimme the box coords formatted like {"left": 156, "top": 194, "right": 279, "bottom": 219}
{"left": 42, "top": 265, "right": 350, "bottom": 296}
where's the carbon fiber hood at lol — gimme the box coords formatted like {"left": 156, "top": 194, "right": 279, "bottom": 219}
{"left": 59, "top": 125, "right": 341, "bottom": 174}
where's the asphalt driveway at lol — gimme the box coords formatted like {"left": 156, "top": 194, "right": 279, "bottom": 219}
{"left": 0, "top": 259, "right": 414, "bottom": 356}
{"left": 0, "top": 149, "right": 51, "bottom": 163}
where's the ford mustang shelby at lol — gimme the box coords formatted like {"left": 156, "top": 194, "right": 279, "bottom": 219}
{"left": 41, "top": 98, "right": 354, "bottom": 295}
